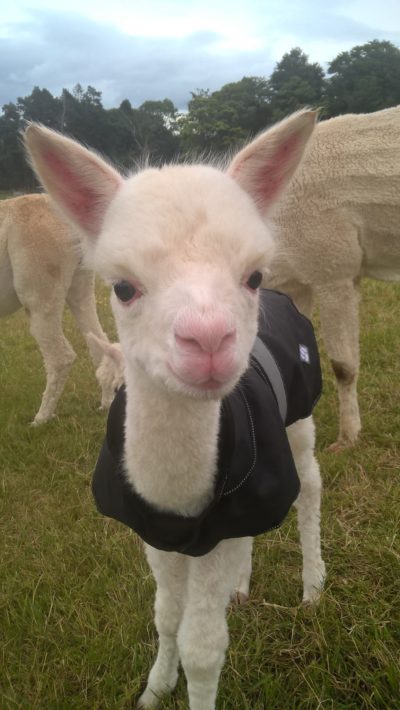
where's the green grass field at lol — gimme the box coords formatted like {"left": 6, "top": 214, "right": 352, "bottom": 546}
{"left": 0, "top": 280, "right": 399, "bottom": 709}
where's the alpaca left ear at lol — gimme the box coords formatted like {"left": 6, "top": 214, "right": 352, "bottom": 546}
{"left": 228, "top": 109, "right": 317, "bottom": 214}
{"left": 24, "top": 123, "right": 123, "bottom": 240}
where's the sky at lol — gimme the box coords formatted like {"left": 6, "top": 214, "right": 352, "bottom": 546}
{"left": 1, "top": 0, "right": 400, "bottom": 111}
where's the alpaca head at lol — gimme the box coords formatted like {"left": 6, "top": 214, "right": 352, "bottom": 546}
{"left": 24, "top": 111, "right": 316, "bottom": 401}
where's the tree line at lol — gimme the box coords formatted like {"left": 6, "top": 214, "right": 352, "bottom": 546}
{"left": 1, "top": 40, "right": 400, "bottom": 191}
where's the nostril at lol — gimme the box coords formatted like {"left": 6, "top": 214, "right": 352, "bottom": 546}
{"left": 175, "top": 333, "right": 204, "bottom": 354}
{"left": 175, "top": 326, "right": 236, "bottom": 354}
{"left": 220, "top": 330, "right": 236, "bottom": 350}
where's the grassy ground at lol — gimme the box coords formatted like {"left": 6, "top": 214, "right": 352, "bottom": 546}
{"left": 0, "top": 280, "right": 399, "bottom": 709}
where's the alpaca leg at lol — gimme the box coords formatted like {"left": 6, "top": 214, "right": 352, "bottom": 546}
{"left": 178, "top": 539, "right": 247, "bottom": 710}
{"left": 66, "top": 267, "right": 108, "bottom": 357}
{"left": 287, "top": 417, "right": 325, "bottom": 603}
{"left": 28, "top": 307, "right": 76, "bottom": 424}
{"left": 232, "top": 536, "right": 253, "bottom": 604}
{"left": 282, "top": 280, "right": 314, "bottom": 318}
{"left": 315, "top": 279, "right": 361, "bottom": 450}
{"left": 138, "top": 549, "right": 188, "bottom": 708}
{"left": 66, "top": 268, "right": 115, "bottom": 407}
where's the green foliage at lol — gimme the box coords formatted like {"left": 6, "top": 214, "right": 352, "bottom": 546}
{"left": 268, "top": 48, "right": 325, "bottom": 121}
{"left": 327, "top": 40, "right": 400, "bottom": 116}
{"left": 0, "top": 105, "right": 33, "bottom": 191}
{"left": 17, "top": 86, "right": 62, "bottom": 127}
{"left": 0, "top": 279, "right": 399, "bottom": 708}
{"left": 180, "top": 77, "right": 272, "bottom": 153}
{"left": 0, "top": 85, "right": 180, "bottom": 190}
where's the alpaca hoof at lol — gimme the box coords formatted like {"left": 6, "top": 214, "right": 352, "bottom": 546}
{"left": 137, "top": 688, "right": 161, "bottom": 708}
{"left": 327, "top": 430, "right": 359, "bottom": 452}
{"left": 302, "top": 561, "right": 326, "bottom": 604}
{"left": 232, "top": 590, "right": 249, "bottom": 605}
{"left": 327, "top": 439, "right": 351, "bottom": 453}
{"left": 30, "top": 414, "right": 54, "bottom": 427}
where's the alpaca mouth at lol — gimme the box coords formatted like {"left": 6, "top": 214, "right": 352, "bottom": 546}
{"left": 167, "top": 363, "right": 233, "bottom": 395}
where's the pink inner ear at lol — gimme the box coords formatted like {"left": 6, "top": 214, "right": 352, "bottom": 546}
{"left": 43, "top": 150, "right": 103, "bottom": 235}
{"left": 234, "top": 133, "right": 300, "bottom": 207}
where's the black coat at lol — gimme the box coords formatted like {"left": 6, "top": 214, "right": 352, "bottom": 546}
{"left": 92, "top": 290, "right": 322, "bottom": 556}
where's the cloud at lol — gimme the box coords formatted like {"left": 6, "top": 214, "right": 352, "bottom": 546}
{"left": 0, "top": 10, "right": 274, "bottom": 110}
{"left": 0, "top": 4, "right": 399, "bottom": 111}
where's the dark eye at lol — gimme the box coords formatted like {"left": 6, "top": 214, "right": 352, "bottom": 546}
{"left": 113, "top": 280, "right": 137, "bottom": 303}
{"left": 246, "top": 270, "right": 263, "bottom": 290}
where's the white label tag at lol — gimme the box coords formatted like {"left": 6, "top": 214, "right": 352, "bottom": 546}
{"left": 299, "top": 344, "right": 310, "bottom": 364}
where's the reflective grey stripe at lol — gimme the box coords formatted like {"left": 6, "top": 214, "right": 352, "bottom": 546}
{"left": 251, "top": 336, "right": 287, "bottom": 422}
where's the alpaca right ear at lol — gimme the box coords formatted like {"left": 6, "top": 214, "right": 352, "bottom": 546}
{"left": 228, "top": 109, "right": 317, "bottom": 214}
{"left": 23, "top": 124, "right": 123, "bottom": 241}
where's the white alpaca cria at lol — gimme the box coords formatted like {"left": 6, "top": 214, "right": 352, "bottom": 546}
{"left": 264, "top": 106, "right": 400, "bottom": 450}
{"left": 0, "top": 194, "right": 123, "bottom": 424}
{"left": 24, "top": 111, "right": 325, "bottom": 709}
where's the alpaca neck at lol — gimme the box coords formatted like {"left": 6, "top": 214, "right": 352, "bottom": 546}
{"left": 123, "top": 364, "right": 221, "bottom": 517}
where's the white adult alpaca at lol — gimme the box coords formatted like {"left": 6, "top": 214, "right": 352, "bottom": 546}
{"left": 0, "top": 194, "right": 122, "bottom": 424}
{"left": 268, "top": 106, "right": 400, "bottom": 450}
{"left": 24, "top": 111, "right": 325, "bottom": 709}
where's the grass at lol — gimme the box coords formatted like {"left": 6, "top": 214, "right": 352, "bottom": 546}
{"left": 0, "top": 279, "right": 399, "bottom": 709}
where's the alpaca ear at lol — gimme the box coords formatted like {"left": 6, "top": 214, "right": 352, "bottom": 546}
{"left": 87, "top": 333, "right": 124, "bottom": 368}
{"left": 228, "top": 109, "right": 317, "bottom": 213}
{"left": 23, "top": 124, "right": 123, "bottom": 240}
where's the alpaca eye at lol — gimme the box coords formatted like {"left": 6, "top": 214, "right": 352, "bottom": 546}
{"left": 113, "top": 280, "right": 137, "bottom": 303}
{"left": 246, "top": 270, "right": 263, "bottom": 290}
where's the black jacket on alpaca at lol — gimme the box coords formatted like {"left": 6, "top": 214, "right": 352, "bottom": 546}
{"left": 92, "top": 290, "right": 322, "bottom": 557}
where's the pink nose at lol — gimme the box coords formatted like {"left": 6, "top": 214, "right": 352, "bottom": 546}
{"left": 174, "top": 315, "right": 236, "bottom": 355}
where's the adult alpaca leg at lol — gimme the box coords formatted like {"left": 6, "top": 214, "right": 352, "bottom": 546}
{"left": 66, "top": 267, "right": 117, "bottom": 407}
{"left": 28, "top": 304, "right": 76, "bottom": 424}
{"left": 288, "top": 417, "right": 325, "bottom": 602}
{"left": 315, "top": 278, "right": 361, "bottom": 451}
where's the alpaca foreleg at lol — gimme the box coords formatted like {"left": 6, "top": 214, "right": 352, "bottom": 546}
{"left": 138, "top": 549, "right": 188, "bottom": 708}
{"left": 315, "top": 278, "right": 361, "bottom": 450}
{"left": 28, "top": 307, "right": 76, "bottom": 424}
{"left": 287, "top": 417, "right": 325, "bottom": 603}
{"left": 178, "top": 539, "right": 247, "bottom": 710}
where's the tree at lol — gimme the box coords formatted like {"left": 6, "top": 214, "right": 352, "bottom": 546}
{"left": 0, "top": 88, "right": 62, "bottom": 190}
{"left": 61, "top": 84, "right": 109, "bottom": 150}
{"left": 16, "top": 86, "right": 62, "bottom": 128}
{"left": 0, "top": 106, "right": 32, "bottom": 190}
{"left": 180, "top": 77, "right": 271, "bottom": 154}
{"left": 135, "top": 99, "right": 180, "bottom": 160}
{"left": 326, "top": 40, "right": 400, "bottom": 116}
{"left": 268, "top": 48, "right": 325, "bottom": 120}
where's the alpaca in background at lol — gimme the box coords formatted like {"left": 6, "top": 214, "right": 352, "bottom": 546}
{"left": 267, "top": 105, "right": 400, "bottom": 450}
{"left": 24, "top": 110, "right": 325, "bottom": 709}
{"left": 0, "top": 194, "right": 122, "bottom": 424}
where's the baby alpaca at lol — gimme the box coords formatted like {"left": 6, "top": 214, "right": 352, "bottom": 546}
{"left": 24, "top": 110, "right": 325, "bottom": 709}
{"left": 0, "top": 194, "right": 121, "bottom": 423}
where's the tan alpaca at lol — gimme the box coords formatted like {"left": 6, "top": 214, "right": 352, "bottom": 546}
{"left": 265, "top": 106, "right": 400, "bottom": 450}
{"left": 0, "top": 194, "right": 123, "bottom": 424}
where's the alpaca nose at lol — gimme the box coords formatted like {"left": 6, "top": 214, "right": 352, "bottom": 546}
{"left": 174, "top": 316, "right": 236, "bottom": 355}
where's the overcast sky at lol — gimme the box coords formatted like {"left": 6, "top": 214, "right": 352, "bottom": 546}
{"left": 1, "top": 0, "right": 400, "bottom": 111}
